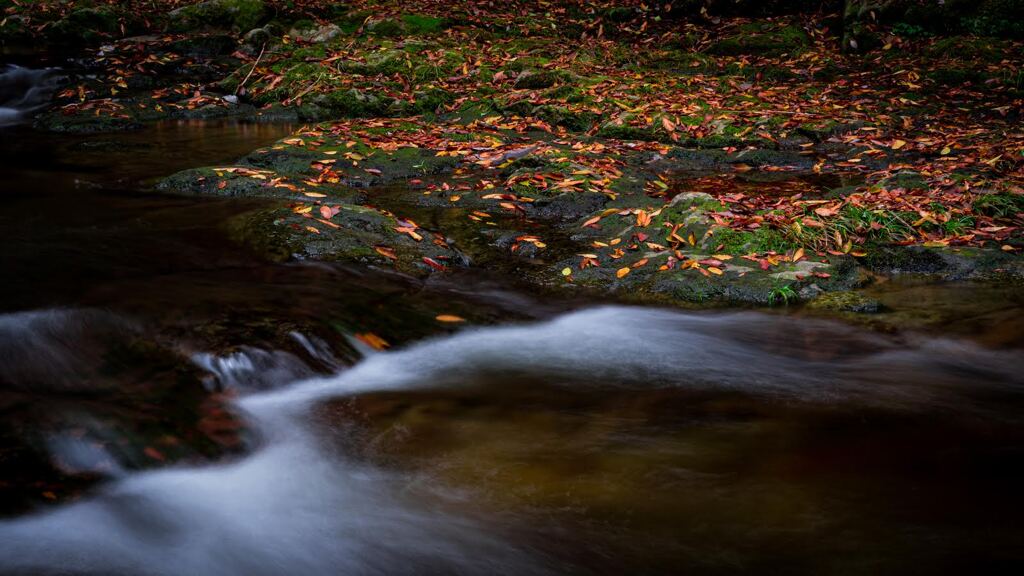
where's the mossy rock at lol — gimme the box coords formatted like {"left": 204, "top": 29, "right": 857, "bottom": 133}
{"left": 225, "top": 204, "right": 463, "bottom": 276}
{"left": 705, "top": 24, "right": 808, "bottom": 56}
{"left": 168, "top": 0, "right": 267, "bottom": 33}
{"left": 400, "top": 14, "right": 448, "bottom": 34}
{"left": 514, "top": 70, "right": 571, "bottom": 90}
{"left": 926, "top": 36, "right": 1008, "bottom": 62}
{"left": 411, "top": 88, "right": 456, "bottom": 115}
{"left": 595, "top": 123, "right": 663, "bottom": 142}
{"left": 532, "top": 105, "right": 599, "bottom": 131}
{"left": 0, "top": 15, "right": 33, "bottom": 45}
{"left": 365, "top": 15, "right": 447, "bottom": 37}
{"left": 312, "top": 89, "right": 392, "bottom": 118}
{"left": 48, "top": 7, "right": 121, "bottom": 44}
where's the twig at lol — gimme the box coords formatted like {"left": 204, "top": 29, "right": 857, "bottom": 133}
{"left": 236, "top": 42, "right": 266, "bottom": 96}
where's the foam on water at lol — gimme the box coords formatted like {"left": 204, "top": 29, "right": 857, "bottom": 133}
{"left": 0, "top": 306, "right": 1021, "bottom": 575}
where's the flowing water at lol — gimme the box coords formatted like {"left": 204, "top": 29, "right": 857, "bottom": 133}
{"left": 1, "top": 67, "right": 1023, "bottom": 575}
{"left": 0, "top": 66, "right": 62, "bottom": 127}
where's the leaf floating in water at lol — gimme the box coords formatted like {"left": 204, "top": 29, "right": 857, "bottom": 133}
{"left": 435, "top": 315, "right": 466, "bottom": 323}
{"left": 143, "top": 447, "right": 166, "bottom": 462}
{"left": 355, "top": 333, "right": 389, "bottom": 350}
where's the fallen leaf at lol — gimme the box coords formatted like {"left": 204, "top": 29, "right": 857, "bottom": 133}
{"left": 436, "top": 315, "right": 466, "bottom": 323}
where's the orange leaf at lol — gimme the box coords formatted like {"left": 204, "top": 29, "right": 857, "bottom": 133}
{"left": 355, "top": 333, "right": 389, "bottom": 350}
{"left": 436, "top": 314, "right": 466, "bottom": 323}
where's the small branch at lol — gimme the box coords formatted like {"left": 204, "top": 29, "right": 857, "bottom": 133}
{"left": 235, "top": 42, "right": 266, "bottom": 96}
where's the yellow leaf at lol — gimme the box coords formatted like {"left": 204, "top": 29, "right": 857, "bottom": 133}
{"left": 707, "top": 266, "right": 724, "bottom": 275}
{"left": 891, "top": 139, "right": 907, "bottom": 150}
{"left": 561, "top": 267, "right": 572, "bottom": 276}
{"left": 616, "top": 267, "right": 631, "bottom": 278}
{"left": 792, "top": 247, "right": 805, "bottom": 262}
{"left": 355, "top": 332, "right": 389, "bottom": 350}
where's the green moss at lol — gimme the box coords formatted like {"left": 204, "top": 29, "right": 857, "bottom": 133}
{"left": 595, "top": 123, "right": 663, "bottom": 142}
{"left": 367, "top": 19, "right": 404, "bottom": 36}
{"left": 411, "top": 88, "right": 455, "bottom": 115}
{"left": 962, "top": 0, "right": 1024, "bottom": 38}
{"left": 513, "top": 69, "right": 571, "bottom": 90}
{"left": 806, "top": 291, "right": 882, "bottom": 313}
{"left": 48, "top": 7, "right": 120, "bottom": 43}
{"left": 706, "top": 227, "right": 795, "bottom": 255}
{"left": 400, "top": 14, "right": 448, "bottom": 34}
{"left": 973, "top": 192, "right": 1024, "bottom": 218}
{"left": 927, "top": 36, "right": 1007, "bottom": 62}
{"left": 928, "top": 67, "right": 988, "bottom": 86}
{"left": 705, "top": 24, "right": 808, "bottom": 56}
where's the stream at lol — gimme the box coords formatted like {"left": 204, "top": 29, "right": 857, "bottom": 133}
{"left": 1, "top": 68, "right": 1023, "bottom": 575}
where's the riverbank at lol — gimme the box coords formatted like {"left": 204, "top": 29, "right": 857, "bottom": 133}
{"left": 4, "top": 0, "right": 1022, "bottom": 308}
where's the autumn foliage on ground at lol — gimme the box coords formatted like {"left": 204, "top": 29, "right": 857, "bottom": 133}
{"left": 5, "top": 0, "right": 1023, "bottom": 288}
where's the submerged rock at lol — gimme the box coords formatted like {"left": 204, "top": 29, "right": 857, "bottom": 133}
{"left": 807, "top": 291, "right": 883, "bottom": 314}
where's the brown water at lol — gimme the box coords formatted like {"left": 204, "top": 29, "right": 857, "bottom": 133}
{"left": 1, "top": 115, "right": 1023, "bottom": 575}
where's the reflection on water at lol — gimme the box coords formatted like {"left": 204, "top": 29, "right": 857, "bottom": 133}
{"left": 1, "top": 307, "right": 1023, "bottom": 575}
